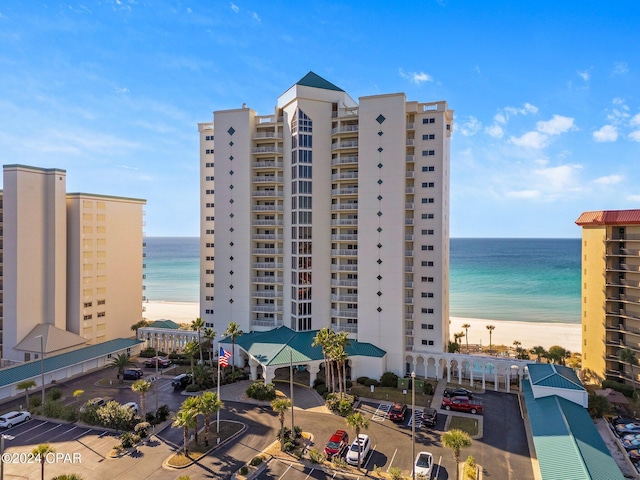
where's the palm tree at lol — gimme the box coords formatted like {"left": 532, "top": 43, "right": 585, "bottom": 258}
{"left": 620, "top": 348, "right": 638, "bottom": 388}
{"left": 131, "top": 379, "right": 152, "bottom": 417}
{"left": 530, "top": 345, "right": 547, "bottom": 363}
{"left": 199, "top": 391, "right": 224, "bottom": 446}
{"left": 461, "top": 323, "right": 471, "bottom": 353}
{"left": 454, "top": 332, "right": 465, "bottom": 347}
{"left": 32, "top": 443, "right": 55, "bottom": 480}
{"left": 225, "top": 322, "right": 244, "bottom": 373}
{"left": 313, "top": 327, "right": 335, "bottom": 391}
{"left": 16, "top": 379, "right": 36, "bottom": 408}
{"left": 204, "top": 327, "right": 217, "bottom": 371}
{"left": 108, "top": 353, "right": 134, "bottom": 382}
{"left": 184, "top": 340, "right": 200, "bottom": 385}
{"left": 271, "top": 398, "right": 292, "bottom": 451}
{"left": 191, "top": 317, "right": 206, "bottom": 365}
{"left": 182, "top": 396, "right": 201, "bottom": 445}
{"left": 486, "top": 325, "right": 495, "bottom": 355}
{"left": 345, "top": 412, "right": 370, "bottom": 470}
{"left": 172, "top": 406, "right": 197, "bottom": 456}
{"left": 441, "top": 429, "right": 472, "bottom": 480}
{"left": 130, "top": 320, "right": 150, "bottom": 334}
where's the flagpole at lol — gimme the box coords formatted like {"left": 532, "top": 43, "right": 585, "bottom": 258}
{"left": 217, "top": 342, "right": 221, "bottom": 434}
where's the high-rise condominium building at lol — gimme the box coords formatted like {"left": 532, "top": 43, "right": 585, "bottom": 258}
{"left": 199, "top": 72, "right": 453, "bottom": 374}
{"left": 576, "top": 209, "right": 640, "bottom": 385}
{"left": 1, "top": 164, "right": 146, "bottom": 362}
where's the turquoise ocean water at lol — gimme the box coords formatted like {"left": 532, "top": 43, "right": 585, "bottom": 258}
{"left": 144, "top": 237, "right": 581, "bottom": 324}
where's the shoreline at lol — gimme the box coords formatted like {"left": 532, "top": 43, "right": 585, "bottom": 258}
{"left": 142, "top": 301, "right": 581, "bottom": 352}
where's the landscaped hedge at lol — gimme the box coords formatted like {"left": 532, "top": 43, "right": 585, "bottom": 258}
{"left": 245, "top": 382, "right": 277, "bottom": 401}
{"left": 380, "top": 372, "right": 399, "bottom": 388}
{"left": 356, "top": 376, "right": 369, "bottom": 385}
{"left": 602, "top": 379, "right": 635, "bottom": 397}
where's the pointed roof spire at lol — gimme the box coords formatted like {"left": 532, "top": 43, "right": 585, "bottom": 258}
{"left": 296, "top": 71, "right": 344, "bottom": 92}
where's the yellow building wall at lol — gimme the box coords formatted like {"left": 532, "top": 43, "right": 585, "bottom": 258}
{"left": 581, "top": 226, "right": 607, "bottom": 382}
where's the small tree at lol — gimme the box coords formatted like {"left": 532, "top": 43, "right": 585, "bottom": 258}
{"left": 199, "top": 391, "right": 224, "bottom": 446}
{"left": 442, "top": 429, "right": 472, "bottom": 480}
{"left": 620, "top": 348, "right": 638, "bottom": 388}
{"left": 96, "top": 401, "right": 135, "bottom": 430}
{"left": 108, "top": 353, "right": 134, "bottom": 383}
{"left": 225, "top": 322, "right": 244, "bottom": 373}
{"left": 191, "top": 317, "right": 206, "bottom": 364}
{"left": 486, "top": 325, "right": 495, "bottom": 354}
{"left": 345, "top": 412, "right": 370, "bottom": 470}
{"left": 32, "top": 443, "right": 55, "bottom": 480}
{"left": 461, "top": 323, "right": 471, "bottom": 353}
{"left": 271, "top": 398, "right": 292, "bottom": 451}
{"left": 172, "top": 405, "right": 197, "bottom": 456}
{"left": 588, "top": 393, "right": 611, "bottom": 418}
{"left": 131, "top": 379, "right": 152, "bottom": 416}
{"left": 16, "top": 380, "right": 37, "bottom": 408}
{"left": 530, "top": 346, "right": 547, "bottom": 363}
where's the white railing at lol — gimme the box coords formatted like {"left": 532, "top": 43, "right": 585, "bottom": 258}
{"left": 252, "top": 262, "right": 283, "bottom": 269}
{"left": 331, "top": 219, "right": 358, "bottom": 226}
{"left": 332, "top": 234, "right": 358, "bottom": 241}
{"left": 331, "top": 279, "right": 358, "bottom": 287}
{"left": 331, "top": 249, "right": 358, "bottom": 256}
{"left": 331, "top": 264, "right": 358, "bottom": 272}
{"left": 331, "top": 188, "right": 358, "bottom": 196}
{"left": 252, "top": 291, "right": 280, "bottom": 298}
{"left": 252, "top": 248, "right": 283, "bottom": 254}
{"left": 331, "top": 125, "right": 359, "bottom": 134}
{"left": 331, "top": 172, "right": 359, "bottom": 180}
{"left": 331, "top": 294, "right": 358, "bottom": 302}
{"left": 253, "top": 219, "right": 283, "bottom": 226}
{"left": 331, "top": 204, "right": 358, "bottom": 211}
{"left": 253, "top": 176, "right": 283, "bottom": 183}
{"left": 331, "top": 140, "right": 359, "bottom": 150}
{"left": 252, "top": 146, "right": 283, "bottom": 154}
{"left": 253, "top": 161, "right": 283, "bottom": 169}
{"left": 252, "top": 191, "right": 283, "bottom": 197}
{"left": 251, "top": 276, "right": 283, "bottom": 283}
{"left": 253, "top": 131, "right": 283, "bottom": 139}
{"left": 252, "top": 205, "right": 283, "bottom": 211}
{"left": 252, "top": 234, "right": 283, "bottom": 240}
{"left": 332, "top": 156, "right": 358, "bottom": 165}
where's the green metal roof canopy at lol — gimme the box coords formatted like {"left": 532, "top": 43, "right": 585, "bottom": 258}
{"left": 233, "top": 326, "right": 385, "bottom": 367}
{"left": 295, "top": 71, "right": 344, "bottom": 92}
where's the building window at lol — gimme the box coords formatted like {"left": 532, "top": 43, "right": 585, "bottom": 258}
{"left": 421, "top": 324, "right": 435, "bottom": 330}
{"left": 422, "top": 182, "right": 435, "bottom": 188}
{"left": 206, "top": 189, "right": 214, "bottom": 194}
{"left": 97, "top": 300, "right": 106, "bottom": 305}
{"left": 422, "top": 150, "right": 435, "bottom": 156}
{"left": 421, "top": 292, "right": 434, "bottom": 298}
{"left": 422, "top": 118, "right": 435, "bottom": 124}
{"left": 83, "top": 314, "right": 92, "bottom": 320}
{"left": 206, "top": 176, "right": 214, "bottom": 181}
{"left": 83, "top": 302, "right": 92, "bottom": 308}
{"left": 206, "top": 162, "right": 214, "bottom": 168}
{"left": 206, "top": 203, "right": 215, "bottom": 208}
{"left": 206, "top": 229, "right": 214, "bottom": 235}
{"left": 206, "top": 216, "right": 214, "bottom": 221}
{"left": 422, "top": 166, "right": 435, "bottom": 172}
{"left": 421, "top": 277, "right": 434, "bottom": 282}
{"left": 421, "top": 230, "right": 435, "bottom": 235}
{"left": 97, "top": 312, "right": 106, "bottom": 318}
{"left": 422, "top": 134, "right": 435, "bottom": 140}
{"left": 421, "top": 213, "right": 434, "bottom": 219}
{"left": 206, "top": 282, "right": 214, "bottom": 287}
{"left": 421, "top": 198, "right": 435, "bottom": 204}
{"left": 421, "top": 245, "right": 434, "bottom": 251}
{"left": 421, "top": 308, "right": 434, "bottom": 314}
{"left": 205, "top": 309, "right": 214, "bottom": 314}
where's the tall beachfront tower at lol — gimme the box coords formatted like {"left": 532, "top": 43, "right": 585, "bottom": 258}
{"left": 199, "top": 72, "right": 453, "bottom": 374}
{"left": 1, "top": 164, "right": 146, "bottom": 362}
{"left": 576, "top": 209, "right": 640, "bottom": 385}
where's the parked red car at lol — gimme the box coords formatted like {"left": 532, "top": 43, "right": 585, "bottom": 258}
{"left": 144, "top": 356, "right": 172, "bottom": 368}
{"left": 389, "top": 403, "right": 408, "bottom": 422}
{"left": 324, "top": 430, "right": 349, "bottom": 457}
{"left": 441, "top": 396, "right": 483, "bottom": 414}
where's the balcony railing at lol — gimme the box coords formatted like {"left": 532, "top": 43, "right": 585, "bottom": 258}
{"left": 252, "top": 262, "right": 283, "bottom": 269}
{"left": 253, "top": 161, "right": 283, "bottom": 169}
{"left": 331, "top": 264, "right": 358, "bottom": 272}
{"left": 331, "top": 219, "right": 358, "bottom": 226}
{"left": 331, "top": 141, "right": 359, "bottom": 150}
{"left": 252, "top": 234, "right": 283, "bottom": 240}
{"left": 252, "top": 248, "right": 283, "bottom": 255}
{"left": 331, "top": 188, "right": 359, "bottom": 196}
{"left": 252, "top": 305, "right": 282, "bottom": 313}
{"left": 251, "top": 276, "right": 283, "bottom": 284}
{"left": 253, "top": 219, "right": 284, "bottom": 226}
{"left": 331, "top": 125, "right": 359, "bottom": 134}
{"left": 252, "top": 291, "right": 280, "bottom": 298}
{"left": 331, "top": 156, "right": 358, "bottom": 166}
{"left": 331, "top": 279, "right": 358, "bottom": 287}
{"left": 332, "top": 234, "right": 358, "bottom": 241}
{"left": 252, "top": 191, "right": 284, "bottom": 197}
{"left": 331, "top": 249, "right": 358, "bottom": 256}
{"left": 331, "top": 204, "right": 358, "bottom": 211}
{"left": 333, "top": 325, "right": 358, "bottom": 334}
{"left": 331, "top": 172, "right": 359, "bottom": 181}
{"left": 331, "top": 309, "right": 358, "bottom": 317}
{"left": 252, "top": 205, "right": 284, "bottom": 211}
{"left": 253, "top": 176, "right": 283, "bottom": 183}
{"left": 253, "top": 131, "right": 283, "bottom": 139}
{"left": 331, "top": 294, "right": 358, "bottom": 302}
{"left": 252, "top": 146, "right": 283, "bottom": 154}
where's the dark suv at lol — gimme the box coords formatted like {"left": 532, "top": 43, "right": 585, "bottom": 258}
{"left": 421, "top": 407, "right": 437, "bottom": 427}
{"left": 171, "top": 373, "right": 192, "bottom": 390}
{"left": 389, "top": 403, "right": 408, "bottom": 422}
{"left": 123, "top": 368, "right": 144, "bottom": 380}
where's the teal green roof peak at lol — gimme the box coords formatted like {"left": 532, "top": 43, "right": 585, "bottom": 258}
{"left": 296, "top": 72, "right": 344, "bottom": 92}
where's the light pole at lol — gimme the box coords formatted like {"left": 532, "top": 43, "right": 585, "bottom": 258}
{"left": 411, "top": 371, "right": 416, "bottom": 480}
{"left": 155, "top": 353, "right": 159, "bottom": 414}
{"left": 289, "top": 348, "right": 294, "bottom": 434}
{"left": 1, "top": 433, "right": 15, "bottom": 480}
{"left": 35, "top": 335, "right": 45, "bottom": 405}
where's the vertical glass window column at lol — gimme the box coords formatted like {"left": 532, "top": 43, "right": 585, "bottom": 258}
{"left": 290, "top": 110, "right": 313, "bottom": 331}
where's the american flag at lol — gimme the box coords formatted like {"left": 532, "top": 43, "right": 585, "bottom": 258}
{"left": 219, "top": 347, "right": 232, "bottom": 367}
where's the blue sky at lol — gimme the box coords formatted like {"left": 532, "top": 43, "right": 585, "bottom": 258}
{"left": 1, "top": 1, "right": 639, "bottom": 237}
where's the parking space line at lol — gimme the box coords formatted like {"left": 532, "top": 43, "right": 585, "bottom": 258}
{"left": 278, "top": 463, "right": 293, "bottom": 480}
{"left": 9, "top": 420, "right": 48, "bottom": 438}
{"left": 372, "top": 403, "right": 391, "bottom": 422}
{"left": 363, "top": 444, "right": 376, "bottom": 470}
{"left": 387, "top": 448, "right": 398, "bottom": 472}
{"left": 74, "top": 428, "right": 92, "bottom": 440}
{"left": 434, "top": 455, "right": 442, "bottom": 479}
{"left": 98, "top": 430, "right": 110, "bottom": 438}
{"left": 408, "top": 408, "right": 425, "bottom": 428}
{"left": 48, "top": 425, "right": 79, "bottom": 442}
{"left": 303, "top": 468, "right": 314, "bottom": 480}
{"left": 24, "top": 423, "right": 63, "bottom": 443}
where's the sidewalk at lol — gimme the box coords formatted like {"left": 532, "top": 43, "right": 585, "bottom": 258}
{"left": 216, "top": 380, "right": 329, "bottom": 412}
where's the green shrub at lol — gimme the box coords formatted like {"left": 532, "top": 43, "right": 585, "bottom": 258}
{"left": 283, "top": 440, "right": 296, "bottom": 452}
{"left": 363, "top": 379, "right": 379, "bottom": 387}
{"left": 120, "top": 432, "right": 136, "bottom": 449}
{"left": 338, "top": 399, "right": 353, "bottom": 417}
{"left": 315, "top": 384, "right": 328, "bottom": 396}
{"left": 308, "top": 448, "right": 326, "bottom": 464}
{"left": 47, "top": 388, "right": 63, "bottom": 401}
{"left": 146, "top": 412, "right": 157, "bottom": 424}
{"left": 356, "top": 376, "right": 369, "bottom": 385}
{"left": 423, "top": 382, "right": 434, "bottom": 395}
{"left": 239, "top": 466, "right": 248, "bottom": 476}
{"left": 139, "top": 347, "right": 158, "bottom": 358}
{"left": 185, "top": 384, "right": 200, "bottom": 392}
{"left": 464, "top": 455, "right": 477, "bottom": 479}
{"left": 29, "top": 397, "right": 42, "bottom": 409}
{"left": 325, "top": 393, "right": 356, "bottom": 415}
{"left": 588, "top": 393, "right": 611, "bottom": 417}
{"left": 345, "top": 380, "right": 352, "bottom": 389}
{"left": 380, "top": 372, "right": 399, "bottom": 388}
{"left": 246, "top": 382, "right": 277, "bottom": 401}
{"left": 313, "top": 378, "right": 325, "bottom": 388}
{"left": 602, "top": 380, "right": 634, "bottom": 397}
{"left": 388, "top": 466, "right": 402, "bottom": 480}
{"left": 322, "top": 391, "right": 329, "bottom": 399}
{"left": 277, "top": 427, "right": 292, "bottom": 441}
{"left": 250, "top": 456, "right": 263, "bottom": 466}
{"left": 294, "top": 425, "right": 302, "bottom": 438}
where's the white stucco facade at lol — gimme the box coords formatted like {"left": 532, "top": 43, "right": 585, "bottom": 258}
{"left": 199, "top": 73, "right": 453, "bottom": 374}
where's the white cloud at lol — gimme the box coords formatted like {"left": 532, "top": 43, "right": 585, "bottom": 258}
{"left": 594, "top": 174, "right": 623, "bottom": 185}
{"left": 230, "top": 3, "right": 239, "bottom": 13}
{"left": 613, "top": 62, "right": 629, "bottom": 75}
{"left": 493, "top": 103, "right": 538, "bottom": 126}
{"left": 399, "top": 69, "right": 433, "bottom": 85}
{"left": 627, "top": 195, "right": 640, "bottom": 202}
{"left": 506, "top": 190, "right": 540, "bottom": 199}
{"left": 629, "top": 130, "right": 640, "bottom": 142}
{"left": 630, "top": 113, "right": 640, "bottom": 126}
{"left": 593, "top": 125, "right": 618, "bottom": 142}
{"left": 187, "top": 7, "right": 192, "bottom": 13}
{"left": 459, "top": 116, "right": 482, "bottom": 136}
{"left": 251, "top": 11, "right": 261, "bottom": 21}
{"left": 485, "top": 124, "right": 503, "bottom": 138}
{"left": 115, "top": 87, "right": 129, "bottom": 94}
{"left": 536, "top": 115, "right": 575, "bottom": 135}
{"left": 577, "top": 70, "right": 590, "bottom": 81}
{"left": 613, "top": 97, "right": 626, "bottom": 105}
{"left": 534, "top": 164, "right": 582, "bottom": 192}
{"left": 494, "top": 113, "right": 507, "bottom": 124}
{"left": 510, "top": 131, "right": 548, "bottom": 149}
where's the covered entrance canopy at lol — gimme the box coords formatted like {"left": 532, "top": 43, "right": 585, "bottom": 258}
{"left": 225, "top": 326, "right": 386, "bottom": 386}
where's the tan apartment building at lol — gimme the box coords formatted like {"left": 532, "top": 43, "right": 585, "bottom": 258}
{"left": 576, "top": 209, "right": 640, "bottom": 385}
{"left": 1, "top": 165, "right": 146, "bottom": 362}
{"left": 198, "top": 72, "right": 453, "bottom": 376}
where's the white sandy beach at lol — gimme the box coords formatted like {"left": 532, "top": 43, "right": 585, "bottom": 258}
{"left": 143, "top": 301, "right": 581, "bottom": 352}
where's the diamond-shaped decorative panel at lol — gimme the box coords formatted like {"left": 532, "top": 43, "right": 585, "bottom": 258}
{"left": 377, "top": 211, "right": 382, "bottom": 217}
{"left": 377, "top": 243, "right": 382, "bottom": 248}
{"left": 376, "top": 114, "right": 386, "bottom": 124}
{"left": 229, "top": 298, "right": 234, "bottom": 303}
{"left": 230, "top": 185, "right": 234, "bottom": 189}
{"left": 230, "top": 227, "right": 234, "bottom": 232}
{"left": 377, "top": 195, "right": 383, "bottom": 201}
{"left": 229, "top": 155, "right": 234, "bottom": 160}
{"left": 229, "top": 141, "right": 234, "bottom": 146}
{"left": 377, "top": 227, "right": 382, "bottom": 233}
{"left": 377, "top": 307, "right": 382, "bottom": 312}
{"left": 377, "top": 179, "right": 383, "bottom": 185}
{"left": 230, "top": 256, "right": 234, "bottom": 261}
{"left": 377, "top": 163, "right": 383, "bottom": 169}
{"left": 228, "top": 127, "right": 235, "bottom": 135}
{"left": 229, "top": 270, "right": 234, "bottom": 275}
{"left": 230, "top": 170, "right": 234, "bottom": 175}
{"left": 378, "top": 147, "right": 383, "bottom": 153}
{"left": 377, "top": 291, "right": 382, "bottom": 297}
{"left": 230, "top": 213, "right": 234, "bottom": 218}
{"left": 377, "top": 259, "right": 382, "bottom": 264}
{"left": 378, "top": 131, "right": 383, "bottom": 136}
{"left": 377, "top": 275, "right": 382, "bottom": 280}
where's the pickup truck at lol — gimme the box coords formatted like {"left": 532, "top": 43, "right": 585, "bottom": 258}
{"left": 441, "top": 396, "right": 483, "bottom": 414}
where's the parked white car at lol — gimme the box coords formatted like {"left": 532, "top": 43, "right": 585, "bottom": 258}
{"left": 122, "top": 402, "right": 139, "bottom": 414}
{"left": 345, "top": 434, "right": 371, "bottom": 466}
{"left": 414, "top": 451, "right": 433, "bottom": 478}
{"left": 0, "top": 411, "right": 30, "bottom": 428}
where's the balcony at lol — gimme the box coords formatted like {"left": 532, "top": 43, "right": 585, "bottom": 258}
{"left": 253, "top": 205, "right": 283, "bottom": 212}
{"left": 253, "top": 161, "right": 283, "bottom": 169}
{"left": 252, "top": 276, "right": 283, "bottom": 284}
{"left": 405, "top": 266, "right": 414, "bottom": 272}
{"left": 331, "top": 172, "right": 359, "bottom": 181}
{"left": 406, "top": 171, "right": 415, "bottom": 178}
{"left": 252, "top": 262, "right": 283, "bottom": 269}
{"left": 252, "top": 319, "right": 282, "bottom": 328}
{"left": 252, "top": 190, "right": 284, "bottom": 197}
{"left": 331, "top": 204, "right": 358, "bottom": 211}
{"left": 331, "top": 264, "right": 358, "bottom": 272}
{"left": 331, "top": 234, "right": 358, "bottom": 241}
{"left": 252, "top": 234, "right": 283, "bottom": 240}
{"left": 331, "top": 218, "right": 358, "bottom": 226}
{"left": 405, "top": 203, "right": 414, "bottom": 210}
{"left": 331, "top": 279, "right": 358, "bottom": 287}
{"left": 253, "top": 176, "right": 284, "bottom": 183}
{"left": 405, "top": 250, "right": 414, "bottom": 257}
{"left": 252, "top": 248, "right": 283, "bottom": 255}
{"left": 252, "top": 291, "right": 280, "bottom": 298}
{"left": 331, "top": 156, "right": 358, "bottom": 166}
{"left": 406, "top": 139, "right": 415, "bottom": 146}
{"left": 252, "top": 305, "right": 282, "bottom": 313}
{"left": 405, "top": 282, "right": 414, "bottom": 289}
{"left": 331, "top": 249, "right": 358, "bottom": 256}
{"left": 405, "top": 313, "right": 414, "bottom": 320}
{"left": 405, "top": 218, "right": 414, "bottom": 225}
{"left": 253, "top": 131, "right": 283, "bottom": 139}
{"left": 405, "top": 187, "right": 415, "bottom": 194}
{"left": 253, "top": 146, "right": 283, "bottom": 154}
{"left": 406, "top": 123, "right": 415, "bottom": 130}
{"left": 331, "top": 125, "right": 359, "bottom": 134}
{"left": 331, "top": 294, "right": 358, "bottom": 302}
{"left": 333, "top": 324, "right": 358, "bottom": 334}
{"left": 406, "top": 155, "right": 415, "bottom": 163}
{"left": 405, "top": 297, "right": 414, "bottom": 304}
{"left": 622, "top": 264, "right": 640, "bottom": 272}
{"left": 405, "top": 329, "right": 414, "bottom": 336}
{"left": 620, "top": 294, "right": 640, "bottom": 303}
{"left": 331, "top": 309, "right": 358, "bottom": 317}
{"left": 405, "top": 234, "right": 414, "bottom": 241}
{"left": 331, "top": 140, "right": 358, "bottom": 151}
{"left": 253, "top": 219, "right": 283, "bottom": 226}
{"left": 331, "top": 188, "right": 359, "bottom": 196}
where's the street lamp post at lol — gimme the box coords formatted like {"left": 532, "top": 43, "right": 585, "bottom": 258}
{"left": 411, "top": 371, "right": 416, "bottom": 480}
{"left": 35, "top": 335, "right": 45, "bottom": 406}
{"left": 1, "top": 434, "right": 15, "bottom": 480}
{"left": 289, "top": 348, "right": 294, "bottom": 434}
{"left": 155, "top": 353, "right": 159, "bottom": 414}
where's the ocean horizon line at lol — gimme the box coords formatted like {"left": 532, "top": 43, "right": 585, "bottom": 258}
{"left": 143, "top": 235, "right": 581, "bottom": 240}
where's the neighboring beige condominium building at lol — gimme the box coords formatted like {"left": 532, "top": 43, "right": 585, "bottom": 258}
{"left": 576, "top": 209, "right": 640, "bottom": 385}
{"left": 198, "top": 72, "right": 453, "bottom": 376}
{"left": 1, "top": 164, "right": 146, "bottom": 363}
